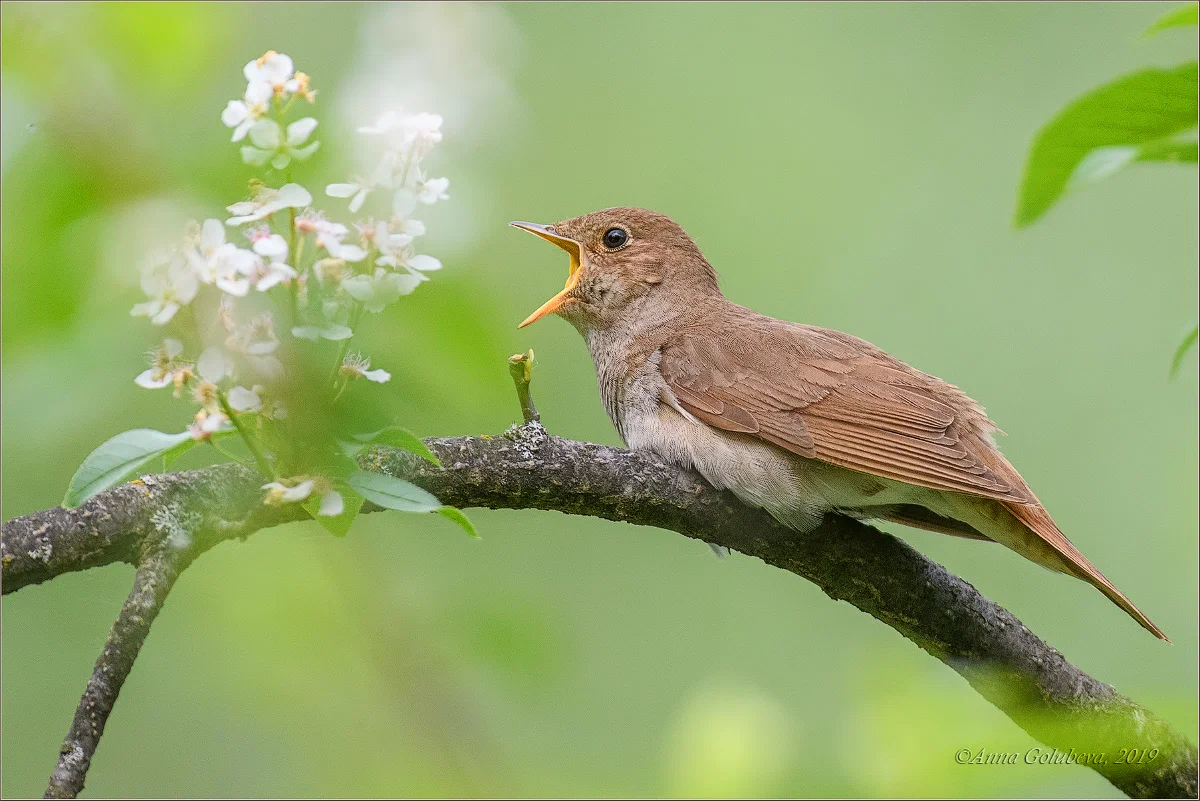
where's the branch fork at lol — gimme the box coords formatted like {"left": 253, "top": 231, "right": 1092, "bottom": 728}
{"left": 1, "top": 357, "right": 1194, "bottom": 799}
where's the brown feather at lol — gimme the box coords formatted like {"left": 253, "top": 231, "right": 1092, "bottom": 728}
{"left": 659, "top": 309, "right": 1168, "bottom": 641}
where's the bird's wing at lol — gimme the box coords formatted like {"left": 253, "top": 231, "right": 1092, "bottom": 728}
{"left": 659, "top": 317, "right": 1034, "bottom": 503}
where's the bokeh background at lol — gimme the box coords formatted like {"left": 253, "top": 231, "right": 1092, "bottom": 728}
{"left": 2, "top": 2, "right": 1196, "bottom": 797}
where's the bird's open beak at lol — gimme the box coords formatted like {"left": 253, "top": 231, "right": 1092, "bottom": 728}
{"left": 510, "top": 221, "right": 583, "bottom": 328}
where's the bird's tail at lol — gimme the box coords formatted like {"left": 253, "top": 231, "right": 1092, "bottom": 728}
{"left": 997, "top": 500, "right": 1169, "bottom": 642}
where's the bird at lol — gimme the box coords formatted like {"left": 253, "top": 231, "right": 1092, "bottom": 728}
{"left": 510, "top": 207, "right": 1167, "bottom": 641}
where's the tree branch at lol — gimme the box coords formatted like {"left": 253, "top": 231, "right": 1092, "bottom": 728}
{"left": 3, "top": 429, "right": 1196, "bottom": 796}
{"left": 44, "top": 545, "right": 191, "bottom": 798}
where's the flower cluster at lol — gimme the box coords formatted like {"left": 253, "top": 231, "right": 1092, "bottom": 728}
{"left": 122, "top": 51, "right": 452, "bottom": 522}
{"left": 222, "top": 51, "right": 320, "bottom": 169}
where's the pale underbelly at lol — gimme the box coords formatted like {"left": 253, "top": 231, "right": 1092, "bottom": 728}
{"left": 623, "top": 404, "right": 941, "bottom": 532}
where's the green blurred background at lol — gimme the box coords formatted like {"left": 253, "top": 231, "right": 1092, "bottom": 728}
{"left": 2, "top": 2, "right": 1196, "bottom": 797}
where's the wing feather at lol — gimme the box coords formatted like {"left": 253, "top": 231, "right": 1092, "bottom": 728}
{"left": 659, "top": 319, "right": 1032, "bottom": 503}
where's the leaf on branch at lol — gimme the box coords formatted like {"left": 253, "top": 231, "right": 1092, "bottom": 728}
{"left": 437, "top": 506, "right": 479, "bottom": 538}
{"left": 344, "top": 470, "right": 475, "bottom": 535}
{"left": 1014, "top": 62, "right": 1198, "bottom": 227}
{"left": 302, "top": 482, "right": 364, "bottom": 537}
{"left": 63, "top": 429, "right": 194, "bottom": 508}
{"left": 345, "top": 470, "right": 441, "bottom": 512}
{"left": 350, "top": 426, "right": 441, "bottom": 466}
{"left": 1144, "top": 2, "right": 1198, "bottom": 36}
{"left": 1170, "top": 323, "right": 1198, "bottom": 378}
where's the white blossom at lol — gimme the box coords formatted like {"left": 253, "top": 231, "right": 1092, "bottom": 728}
{"left": 341, "top": 268, "right": 421, "bottom": 312}
{"left": 326, "top": 177, "right": 374, "bottom": 213}
{"left": 249, "top": 230, "right": 297, "bottom": 291}
{"left": 188, "top": 409, "right": 230, "bottom": 441}
{"left": 223, "top": 311, "right": 284, "bottom": 379}
{"left": 262, "top": 479, "right": 313, "bottom": 504}
{"left": 416, "top": 176, "right": 449, "bottom": 205}
{"left": 221, "top": 80, "right": 272, "bottom": 142}
{"left": 131, "top": 253, "right": 198, "bottom": 325}
{"left": 243, "top": 51, "right": 294, "bottom": 97}
{"left": 374, "top": 220, "right": 441, "bottom": 280}
{"left": 227, "top": 385, "right": 262, "bottom": 412}
{"left": 339, "top": 352, "right": 390, "bottom": 384}
{"left": 261, "top": 478, "right": 342, "bottom": 516}
{"left": 307, "top": 219, "right": 366, "bottom": 262}
{"left": 226, "top": 183, "right": 312, "bottom": 226}
{"left": 135, "top": 339, "right": 191, "bottom": 390}
{"left": 188, "top": 218, "right": 258, "bottom": 297}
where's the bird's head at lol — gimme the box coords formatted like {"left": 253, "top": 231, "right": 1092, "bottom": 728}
{"left": 511, "top": 207, "right": 720, "bottom": 332}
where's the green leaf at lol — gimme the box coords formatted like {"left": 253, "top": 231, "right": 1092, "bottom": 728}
{"left": 1170, "top": 323, "right": 1198, "bottom": 378}
{"left": 437, "top": 506, "right": 479, "bottom": 538}
{"left": 351, "top": 427, "right": 440, "bottom": 466}
{"left": 1015, "top": 62, "right": 1198, "bottom": 227}
{"left": 302, "top": 483, "right": 365, "bottom": 537}
{"left": 163, "top": 439, "right": 198, "bottom": 469}
{"left": 1145, "top": 2, "right": 1198, "bottom": 36}
{"left": 63, "top": 429, "right": 193, "bottom": 508}
{"left": 1136, "top": 137, "right": 1199, "bottom": 164}
{"left": 163, "top": 428, "right": 238, "bottom": 469}
{"left": 345, "top": 470, "right": 441, "bottom": 512}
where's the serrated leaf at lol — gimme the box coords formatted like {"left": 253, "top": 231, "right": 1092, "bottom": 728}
{"left": 63, "top": 429, "right": 194, "bottom": 508}
{"left": 1015, "top": 62, "right": 1198, "bottom": 227}
{"left": 1170, "top": 323, "right": 1198, "bottom": 378}
{"left": 437, "top": 506, "right": 479, "bottom": 538}
{"left": 345, "top": 470, "right": 441, "bottom": 512}
{"left": 302, "top": 484, "right": 364, "bottom": 537}
{"left": 352, "top": 427, "right": 440, "bottom": 466}
{"left": 1145, "top": 2, "right": 1198, "bottom": 36}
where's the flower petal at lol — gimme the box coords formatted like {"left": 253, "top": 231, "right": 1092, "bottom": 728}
{"left": 326, "top": 183, "right": 359, "bottom": 198}
{"left": 286, "top": 117, "right": 318, "bottom": 146}
{"left": 275, "top": 183, "right": 313, "bottom": 208}
{"left": 197, "top": 347, "right": 229, "bottom": 383}
{"left": 362, "top": 368, "right": 391, "bottom": 384}
{"left": 282, "top": 479, "right": 313, "bottom": 502}
{"left": 150, "top": 302, "right": 181, "bottom": 325}
{"left": 227, "top": 385, "right": 262, "bottom": 412}
{"left": 201, "top": 218, "right": 225, "bottom": 249}
{"left": 320, "top": 324, "right": 353, "bottom": 341}
{"left": 222, "top": 100, "right": 248, "bottom": 127}
{"left": 318, "top": 490, "right": 344, "bottom": 517}
{"left": 291, "top": 326, "right": 322, "bottom": 340}
{"left": 253, "top": 234, "right": 288, "bottom": 258}
{"left": 408, "top": 254, "right": 441, "bottom": 272}
{"left": 248, "top": 118, "right": 282, "bottom": 149}
{"left": 289, "top": 141, "right": 320, "bottom": 161}
{"left": 135, "top": 369, "right": 172, "bottom": 389}
{"left": 241, "top": 146, "right": 273, "bottom": 166}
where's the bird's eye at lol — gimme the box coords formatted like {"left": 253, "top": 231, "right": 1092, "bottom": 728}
{"left": 602, "top": 227, "right": 629, "bottom": 249}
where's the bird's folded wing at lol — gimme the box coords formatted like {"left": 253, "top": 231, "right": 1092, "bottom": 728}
{"left": 659, "top": 322, "right": 1034, "bottom": 503}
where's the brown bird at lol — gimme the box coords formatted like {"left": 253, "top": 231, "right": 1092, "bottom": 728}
{"left": 511, "top": 207, "right": 1167, "bottom": 641}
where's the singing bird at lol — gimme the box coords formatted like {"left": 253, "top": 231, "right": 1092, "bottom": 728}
{"left": 511, "top": 207, "right": 1167, "bottom": 641}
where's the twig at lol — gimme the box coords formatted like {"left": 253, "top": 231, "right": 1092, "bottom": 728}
{"left": 507, "top": 349, "right": 539, "bottom": 424}
{"left": 43, "top": 545, "right": 192, "bottom": 799}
